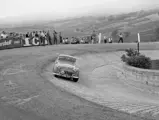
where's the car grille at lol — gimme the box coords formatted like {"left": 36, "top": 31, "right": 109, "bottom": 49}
{"left": 64, "top": 71, "right": 73, "bottom": 76}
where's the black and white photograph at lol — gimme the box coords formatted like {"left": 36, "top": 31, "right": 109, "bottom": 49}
{"left": 0, "top": 0, "right": 159, "bottom": 120}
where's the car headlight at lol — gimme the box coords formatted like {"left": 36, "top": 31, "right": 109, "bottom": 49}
{"left": 61, "top": 70, "right": 64, "bottom": 74}
{"left": 56, "top": 66, "right": 61, "bottom": 71}
{"left": 73, "top": 68, "right": 79, "bottom": 75}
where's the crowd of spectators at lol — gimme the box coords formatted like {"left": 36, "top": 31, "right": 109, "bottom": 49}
{"left": 0, "top": 30, "right": 63, "bottom": 45}
{"left": 0, "top": 30, "right": 118, "bottom": 45}
{"left": 0, "top": 31, "right": 23, "bottom": 39}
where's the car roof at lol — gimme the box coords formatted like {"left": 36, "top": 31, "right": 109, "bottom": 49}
{"left": 58, "top": 54, "right": 77, "bottom": 59}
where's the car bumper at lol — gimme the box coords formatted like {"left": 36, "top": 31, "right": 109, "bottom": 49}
{"left": 53, "top": 72, "right": 79, "bottom": 79}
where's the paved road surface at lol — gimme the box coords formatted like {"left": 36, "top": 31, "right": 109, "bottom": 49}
{"left": 0, "top": 44, "right": 157, "bottom": 120}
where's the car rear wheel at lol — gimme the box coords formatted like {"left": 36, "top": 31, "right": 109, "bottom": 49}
{"left": 73, "top": 78, "right": 79, "bottom": 82}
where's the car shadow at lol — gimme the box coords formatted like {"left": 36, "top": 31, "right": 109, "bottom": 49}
{"left": 55, "top": 75, "right": 76, "bottom": 83}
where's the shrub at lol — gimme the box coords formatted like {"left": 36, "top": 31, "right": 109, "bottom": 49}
{"left": 121, "top": 48, "right": 152, "bottom": 69}
{"left": 121, "top": 54, "right": 127, "bottom": 62}
{"left": 125, "top": 48, "right": 140, "bottom": 57}
{"left": 127, "top": 55, "right": 151, "bottom": 69}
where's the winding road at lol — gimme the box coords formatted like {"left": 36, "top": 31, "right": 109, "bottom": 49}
{"left": 0, "top": 43, "right": 158, "bottom": 120}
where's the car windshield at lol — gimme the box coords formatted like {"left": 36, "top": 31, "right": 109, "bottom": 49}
{"left": 58, "top": 56, "right": 76, "bottom": 65}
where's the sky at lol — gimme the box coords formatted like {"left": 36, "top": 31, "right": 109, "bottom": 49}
{"left": 0, "top": 0, "right": 159, "bottom": 23}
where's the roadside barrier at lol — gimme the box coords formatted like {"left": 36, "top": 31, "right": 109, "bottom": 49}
{"left": 0, "top": 37, "right": 49, "bottom": 50}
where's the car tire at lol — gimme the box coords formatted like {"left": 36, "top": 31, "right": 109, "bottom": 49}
{"left": 54, "top": 75, "right": 58, "bottom": 78}
{"left": 73, "top": 78, "right": 79, "bottom": 82}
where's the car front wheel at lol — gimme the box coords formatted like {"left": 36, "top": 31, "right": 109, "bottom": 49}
{"left": 54, "top": 74, "right": 58, "bottom": 78}
{"left": 73, "top": 78, "right": 79, "bottom": 82}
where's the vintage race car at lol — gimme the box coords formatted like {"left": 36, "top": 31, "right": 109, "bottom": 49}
{"left": 53, "top": 54, "right": 79, "bottom": 82}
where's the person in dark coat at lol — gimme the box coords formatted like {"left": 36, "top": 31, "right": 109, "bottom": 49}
{"left": 40, "top": 31, "right": 45, "bottom": 46}
{"left": 47, "top": 30, "right": 52, "bottom": 45}
{"left": 118, "top": 33, "right": 124, "bottom": 43}
{"left": 91, "top": 30, "right": 96, "bottom": 44}
{"left": 26, "top": 32, "right": 29, "bottom": 38}
{"left": 104, "top": 36, "right": 107, "bottom": 43}
{"left": 53, "top": 30, "right": 58, "bottom": 45}
{"left": 47, "top": 30, "right": 53, "bottom": 45}
{"left": 59, "top": 32, "right": 63, "bottom": 44}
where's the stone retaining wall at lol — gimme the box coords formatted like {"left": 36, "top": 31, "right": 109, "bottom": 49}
{"left": 123, "top": 63, "right": 159, "bottom": 87}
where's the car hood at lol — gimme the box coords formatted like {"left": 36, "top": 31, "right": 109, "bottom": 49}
{"left": 57, "top": 63, "right": 75, "bottom": 69}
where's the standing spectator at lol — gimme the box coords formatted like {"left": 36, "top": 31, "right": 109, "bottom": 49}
{"left": 22, "top": 34, "right": 25, "bottom": 39}
{"left": 34, "top": 31, "right": 39, "bottom": 44}
{"left": 26, "top": 32, "right": 29, "bottom": 38}
{"left": 64, "top": 37, "right": 69, "bottom": 44}
{"left": 32, "top": 31, "right": 35, "bottom": 37}
{"left": 104, "top": 36, "right": 107, "bottom": 43}
{"left": 39, "top": 31, "right": 42, "bottom": 45}
{"left": 66, "top": 38, "right": 69, "bottom": 44}
{"left": 71, "top": 37, "right": 74, "bottom": 43}
{"left": 38, "top": 31, "right": 41, "bottom": 36}
{"left": 59, "top": 32, "right": 63, "bottom": 44}
{"left": 26, "top": 33, "right": 29, "bottom": 38}
{"left": 48, "top": 30, "right": 54, "bottom": 45}
{"left": 35, "top": 31, "right": 39, "bottom": 38}
{"left": 1, "top": 31, "right": 8, "bottom": 39}
{"left": 91, "top": 30, "right": 96, "bottom": 44}
{"left": 91, "top": 36, "right": 93, "bottom": 44}
{"left": 62, "top": 38, "right": 65, "bottom": 44}
{"left": 40, "top": 31, "right": 46, "bottom": 46}
{"left": 53, "top": 30, "right": 58, "bottom": 45}
{"left": 29, "top": 32, "right": 32, "bottom": 38}
{"left": 109, "top": 37, "right": 113, "bottom": 43}
{"left": 39, "top": 31, "right": 44, "bottom": 46}
{"left": 46, "top": 30, "right": 52, "bottom": 45}
{"left": 9, "top": 33, "right": 13, "bottom": 37}
{"left": 118, "top": 33, "right": 123, "bottom": 43}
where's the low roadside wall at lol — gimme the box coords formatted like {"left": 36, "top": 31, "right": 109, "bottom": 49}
{"left": 123, "top": 63, "right": 159, "bottom": 87}
{"left": 0, "top": 37, "right": 49, "bottom": 50}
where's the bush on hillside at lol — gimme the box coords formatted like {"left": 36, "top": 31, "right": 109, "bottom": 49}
{"left": 121, "top": 48, "right": 151, "bottom": 69}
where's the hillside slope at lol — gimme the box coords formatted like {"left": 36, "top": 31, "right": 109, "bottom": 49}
{"left": 1, "top": 8, "right": 159, "bottom": 42}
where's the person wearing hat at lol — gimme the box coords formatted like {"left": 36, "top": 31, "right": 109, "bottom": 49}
{"left": 1, "top": 31, "right": 7, "bottom": 39}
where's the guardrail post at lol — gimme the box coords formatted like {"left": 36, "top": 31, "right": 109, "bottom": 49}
{"left": 137, "top": 33, "right": 140, "bottom": 54}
